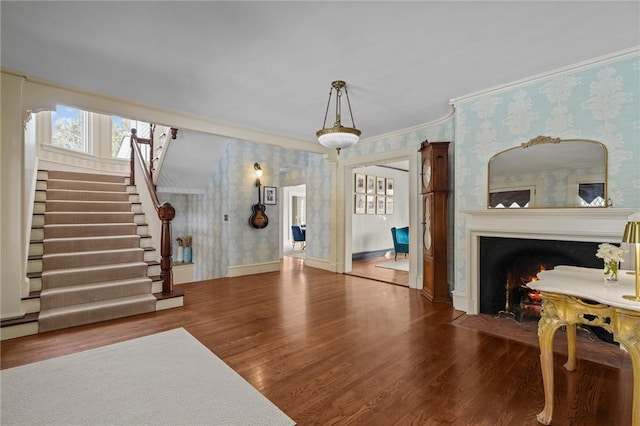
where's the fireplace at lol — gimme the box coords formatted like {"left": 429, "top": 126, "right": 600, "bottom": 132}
{"left": 479, "top": 237, "right": 601, "bottom": 318}
{"left": 456, "top": 208, "right": 635, "bottom": 315}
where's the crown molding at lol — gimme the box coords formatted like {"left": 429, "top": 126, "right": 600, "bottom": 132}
{"left": 358, "top": 105, "right": 456, "bottom": 145}
{"left": 449, "top": 46, "right": 640, "bottom": 106}
{"left": 2, "top": 69, "right": 326, "bottom": 155}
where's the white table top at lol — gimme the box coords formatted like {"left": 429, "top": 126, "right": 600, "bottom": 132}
{"left": 527, "top": 265, "right": 640, "bottom": 312}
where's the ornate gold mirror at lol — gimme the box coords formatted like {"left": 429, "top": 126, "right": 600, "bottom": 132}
{"left": 488, "top": 136, "right": 607, "bottom": 209}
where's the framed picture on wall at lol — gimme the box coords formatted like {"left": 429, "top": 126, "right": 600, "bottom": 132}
{"left": 386, "top": 178, "right": 394, "bottom": 196}
{"left": 366, "top": 195, "right": 375, "bottom": 214}
{"left": 354, "top": 174, "right": 366, "bottom": 193}
{"left": 264, "top": 186, "right": 277, "bottom": 205}
{"left": 376, "top": 177, "right": 386, "bottom": 195}
{"left": 376, "top": 196, "right": 386, "bottom": 214}
{"left": 386, "top": 197, "right": 394, "bottom": 214}
{"left": 354, "top": 194, "right": 366, "bottom": 214}
{"left": 366, "top": 175, "right": 376, "bottom": 194}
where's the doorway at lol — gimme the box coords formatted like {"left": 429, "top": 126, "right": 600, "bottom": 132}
{"left": 282, "top": 184, "right": 306, "bottom": 258}
{"left": 347, "top": 161, "right": 410, "bottom": 286}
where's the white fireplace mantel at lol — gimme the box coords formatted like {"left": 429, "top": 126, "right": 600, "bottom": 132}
{"left": 453, "top": 208, "right": 639, "bottom": 314}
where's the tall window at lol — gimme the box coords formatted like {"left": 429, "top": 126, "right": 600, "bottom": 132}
{"left": 111, "top": 116, "right": 151, "bottom": 158}
{"left": 51, "top": 105, "right": 88, "bottom": 152}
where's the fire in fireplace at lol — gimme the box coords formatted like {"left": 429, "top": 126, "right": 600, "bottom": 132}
{"left": 479, "top": 237, "right": 602, "bottom": 319}
{"left": 495, "top": 262, "right": 546, "bottom": 321}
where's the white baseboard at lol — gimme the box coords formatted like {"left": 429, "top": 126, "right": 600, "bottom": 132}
{"left": 226, "top": 261, "right": 280, "bottom": 277}
{"left": 452, "top": 290, "right": 471, "bottom": 314}
{"left": 1, "top": 322, "right": 39, "bottom": 341}
{"left": 303, "top": 257, "right": 336, "bottom": 272}
{"left": 156, "top": 297, "right": 184, "bottom": 311}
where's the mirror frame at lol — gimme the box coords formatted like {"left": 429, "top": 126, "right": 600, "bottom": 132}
{"left": 487, "top": 136, "right": 608, "bottom": 209}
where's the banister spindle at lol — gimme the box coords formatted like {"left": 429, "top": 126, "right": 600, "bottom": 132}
{"left": 130, "top": 128, "right": 137, "bottom": 186}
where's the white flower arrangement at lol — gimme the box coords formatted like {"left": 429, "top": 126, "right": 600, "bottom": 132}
{"left": 595, "top": 243, "right": 627, "bottom": 278}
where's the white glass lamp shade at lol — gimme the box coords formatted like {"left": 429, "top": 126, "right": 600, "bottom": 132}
{"left": 316, "top": 127, "right": 361, "bottom": 150}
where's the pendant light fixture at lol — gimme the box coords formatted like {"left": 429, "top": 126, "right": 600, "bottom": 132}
{"left": 316, "top": 80, "right": 361, "bottom": 155}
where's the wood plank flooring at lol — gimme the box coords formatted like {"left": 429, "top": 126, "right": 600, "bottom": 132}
{"left": 348, "top": 255, "right": 409, "bottom": 286}
{"left": 1, "top": 257, "right": 632, "bottom": 425}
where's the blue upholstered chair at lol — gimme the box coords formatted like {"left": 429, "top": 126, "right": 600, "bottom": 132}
{"left": 291, "top": 225, "right": 306, "bottom": 250}
{"left": 391, "top": 227, "right": 409, "bottom": 260}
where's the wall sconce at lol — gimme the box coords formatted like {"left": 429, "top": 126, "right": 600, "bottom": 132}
{"left": 254, "top": 163, "right": 263, "bottom": 187}
{"left": 622, "top": 213, "right": 640, "bottom": 301}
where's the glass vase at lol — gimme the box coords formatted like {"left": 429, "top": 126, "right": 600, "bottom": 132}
{"left": 604, "top": 262, "right": 619, "bottom": 283}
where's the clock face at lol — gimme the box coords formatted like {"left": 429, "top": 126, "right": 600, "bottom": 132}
{"left": 422, "top": 157, "right": 432, "bottom": 189}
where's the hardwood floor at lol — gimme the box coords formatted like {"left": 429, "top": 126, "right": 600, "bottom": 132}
{"left": 348, "top": 255, "right": 409, "bottom": 287}
{"left": 1, "top": 257, "right": 632, "bottom": 425}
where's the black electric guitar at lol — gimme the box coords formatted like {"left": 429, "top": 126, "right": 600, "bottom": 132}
{"left": 249, "top": 185, "right": 269, "bottom": 229}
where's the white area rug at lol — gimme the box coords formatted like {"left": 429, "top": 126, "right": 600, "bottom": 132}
{"left": 0, "top": 328, "right": 295, "bottom": 426}
{"left": 375, "top": 259, "right": 409, "bottom": 272}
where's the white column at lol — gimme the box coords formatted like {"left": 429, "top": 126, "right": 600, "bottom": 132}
{"left": 1, "top": 72, "right": 27, "bottom": 319}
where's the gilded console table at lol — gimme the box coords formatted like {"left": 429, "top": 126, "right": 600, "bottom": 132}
{"left": 527, "top": 265, "right": 640, "bottom": 425}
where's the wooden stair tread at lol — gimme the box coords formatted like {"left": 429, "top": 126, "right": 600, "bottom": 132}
{"left": 154, "top": 288, "right": 185, "bottom": 301}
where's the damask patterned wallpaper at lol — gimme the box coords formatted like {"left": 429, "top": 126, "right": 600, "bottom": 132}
{"left": 452, "top": 52, "right": 640, "bottom": 296}
{"left": 340, "top": 119, "right": 455, "bottom": 160}
{"left": 165, "top": 141, "right": 331, "bottom": 280}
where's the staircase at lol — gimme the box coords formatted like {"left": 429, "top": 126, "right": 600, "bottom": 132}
{"left": 28, "top": 170, "right": 162, "bottom": 333}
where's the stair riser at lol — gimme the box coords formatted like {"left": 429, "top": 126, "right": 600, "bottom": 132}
{"left": 147, "top": 264, "right": 161, "bottom": 276}
{"left": 42, "top": 236, "right": 141, "bottom": 254}
{"left": 21, "top": 298, "right": 40, "bottom": 314}
{"left": 44, "top": 224, "right": 139, "bottom": 239}
{"left": 44, "top": 212, "right": 135, "bottom": 224}
{"left": 30, "top": 275, "right": 160, "bottom": 294}
{"left": 46, "top": 170, "right": 126, "bottom": 184}
{"left": 46, "top": 180, "right": 127, "bottom": 192}
{"left": 38, "top": 296, "right": 156, "bottom": 333}
{"left": 32, "top": 215, "right": 44, "bottom": 227}
{"left": 33, "top": 203, "right": 45, "bottom": 214}
{"left": 46, "top": 190, "right": 130, "bottom": 202}
{"left": 41, "top": 281, "right": 152, "bottom": 310}
{"left": 29, "top": 243, "right": 43, "bottom": 257}
{"left": 46, "top": 201, "right": 132, "bottom": 212}
{"left": 27, "top": 260, "right": 42, "bottom": 274}
{"left": 32, "top": 251, "right": 156, "bottom": 272}
{"left": 29, "top": 278, "right": 42, "bottom": 292}
{"left": 42, "top": 264, "right": 148, "bottom": 289}
{"left": 43, "top": 249, "right": 145, "bottom": 270}
{"left": 37, "top": 191, "right": 140, "bottom": 203}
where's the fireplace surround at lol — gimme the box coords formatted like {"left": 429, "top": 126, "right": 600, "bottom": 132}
{"left": 455, "top": 208, "right": 637, "bottom": 314}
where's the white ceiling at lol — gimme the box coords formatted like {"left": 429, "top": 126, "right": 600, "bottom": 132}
{"left": 2, "top": 1, "right": 639, "bottom": 190}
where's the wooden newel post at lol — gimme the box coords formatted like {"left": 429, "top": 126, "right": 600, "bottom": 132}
{"left": 158, "top": 202, "right": 175, "bottom": 293}
{"left": 130, "top": 128, "right": 137, "bottom": 186}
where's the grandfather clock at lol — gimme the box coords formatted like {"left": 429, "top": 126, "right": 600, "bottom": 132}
{"left": 420, "top": 140, "right": 450, "bottom": 302}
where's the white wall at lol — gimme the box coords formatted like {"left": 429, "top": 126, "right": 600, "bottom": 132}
{"left": 351, "top": 164, "right": 409, "bottom": 254}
